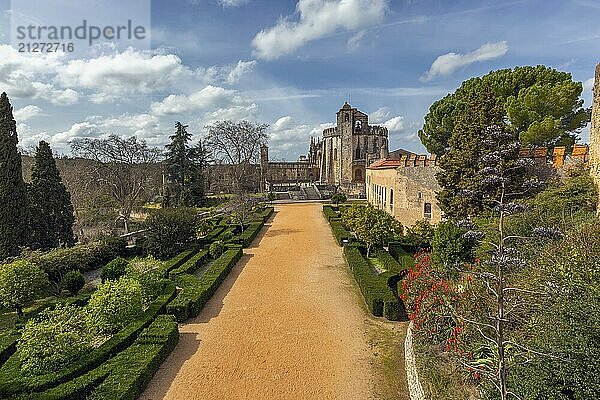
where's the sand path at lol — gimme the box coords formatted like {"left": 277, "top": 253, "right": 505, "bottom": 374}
{"left": 140, "top": 203, "right": 378, "bottom": 400}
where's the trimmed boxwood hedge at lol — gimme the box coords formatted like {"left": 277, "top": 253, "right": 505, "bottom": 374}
{"left": 329, "top": 218, "right": 352, "bottom": 246}
{"left": 168, "top": 249, "right": 209, "bottom": 278}
{"left": 374, "top": 248, "right": 403, "bottom": 274}
{"left": 388, "top": 242, "right": 416, "bottom": 270}
{"left": 24, "top": 315, "right": 179, "bottom": 400}
{"left": 322, "top": 205, "right": 339, "bottom": 221}
{"left": 343, "top": 245, "right": 399, "bottom": 321}
{"left": 0, "top": 281, "right": 177, "bottom": 398}
{"left": 159, "top": 247, "right": 198, "bottom": 277}
{"left": 236, "top": 222, "right": 263, "bottom": 247}
{"left": 255, "top": 206, "right": 274, "bottom": 223}
{"left": 166, "top": 246, "right": 243, "bottom": 322}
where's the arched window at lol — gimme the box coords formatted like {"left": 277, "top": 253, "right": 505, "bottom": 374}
{"left": 355, "top": 146, "right": 361, "bottom": 159}
{"left": 424, "top": 203, "right": 432, "bottom": 219}
{"left": 355, "top": 120, "right": 362, "bottom": 131}
{"left": 344, "top": 113, "right": 350, "bottom": 122}
{"left": 334, "top": 148, "right": 338, "bottom": 160}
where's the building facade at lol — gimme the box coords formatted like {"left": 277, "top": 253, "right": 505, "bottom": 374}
{"left": 366, "top": 155, "right": 443, "bottom": 228}
{"left": 260, "top": 102, "right": 389, "bottom": 194}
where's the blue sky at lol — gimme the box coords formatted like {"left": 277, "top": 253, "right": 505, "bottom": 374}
{"left": 1, "top": 0, "right": 599, "bottom": 159}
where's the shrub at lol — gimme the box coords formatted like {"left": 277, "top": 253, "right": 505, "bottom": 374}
{"left": 17, "top": 304, "right": 92, "bottom": 375}
{"left": 61, "top": 270, "right": 85, "bottom": 295}
{"left": 342, "top": 204, "right": 403, "bottom": 256}
{"left": 331, "top": 192, "right": 347, "bottom": 205}
{"left": 343, "top": 245, "right": 399, "bottom": 320}
{"left": 237, "top": 221, "right": 263, "bottom": 246}
{"left": 431, "top": 220, "right": 475, "bottom": 277}
{"left": 0, "top": 282, "right": 176, "bottom": 397}
{"left": 322, "top": 205, "right": 339, "bottom": 221}
{"left": 126, "top": 256, "right": 164, "bottom": 306}
{"left": 0, "top": 260, "right": 49, "bottom": 317}
{"left": 24, "top": 237, "right": 126, "bottom": 287}
{"left": 168, "top": 249, "right": 209, "bottom": 278}
{"left": 159, "top": 247, "right": 197, "bottom": 277}
{"left": 166, "top": 247, "right": 242, "bottom": 322}
{"left": 144, "top": 207, "right": 197, "bottom": 259}
{"left": 404, "top": 219, "right": 435, "bottom": 248}
{"left": 101, "top": 257, "right": 128, "bottom": 283}
{"left": 209, "top": 240, "right": 225, "bottom": 259}
{"left": 85, "top": 278, "right": 142, "bottom": 334}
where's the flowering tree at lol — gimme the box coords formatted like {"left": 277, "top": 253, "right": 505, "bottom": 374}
{"left": 341, "top": 204, "right": 402, "bottom": 257}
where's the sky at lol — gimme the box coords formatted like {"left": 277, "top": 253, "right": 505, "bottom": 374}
{"left": 1, "top": 0, "right": 599, "bottom": 160}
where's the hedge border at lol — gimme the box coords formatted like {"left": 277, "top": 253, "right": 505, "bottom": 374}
{"left": 166, "top": 246, "right": 243, "bottom": 322}
{"left": 168, "top": 249, "right": 209, "bottom": 278}
{"left": 0, "top": 281, "right": 177, "bottom": 397}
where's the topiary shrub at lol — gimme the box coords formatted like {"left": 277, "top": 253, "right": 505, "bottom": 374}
{"left": 17, "top": 304, "right": 93, "bottom": 375}
{"left": 101, "top": 257, "right": 128, "bottom": 283}
{"left": 0, "top": 260, "right": 49, "bottom": 317}
{"left": 85, "top": 278, "right": 142, "bottom": 334}
{"left": 61, "top": 270, "right": 85, "bottom": 295}
{"left": 209, "top": 240, "right": 225, "bottom": 259}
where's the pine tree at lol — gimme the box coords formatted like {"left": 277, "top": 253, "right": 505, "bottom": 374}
{"left": 28, "top": 141, "right": 75, "bottom": 249}
{"left": 0, "top": 93, "right": 29, "bottom": 259}
{"left": 164, "top": 122, "right": 206, "bottom": 206}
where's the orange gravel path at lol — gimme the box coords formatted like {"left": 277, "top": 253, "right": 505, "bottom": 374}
{"left": 140, "top": 203, "right": 376, "bottom": 400}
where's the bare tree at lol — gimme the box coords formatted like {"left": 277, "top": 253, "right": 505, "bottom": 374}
{"left": 204, "top": 120, "right": 268, "bottom": 193}
{"left": 70, "top": 135, "right": 161, "bottom": 233}
{"left": 457, "top": 126, "right": 561, "bottom": 400}
{"left": 222, "top": 194, "right": 260, "bottom": 232}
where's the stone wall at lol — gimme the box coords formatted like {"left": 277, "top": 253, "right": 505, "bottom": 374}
{"left": 405, "top": 321, "right": 426, "bottom": 400}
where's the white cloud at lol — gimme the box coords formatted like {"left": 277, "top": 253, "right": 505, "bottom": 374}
{"left": 57, "top": 48, "right": 194, "bottom": 102}
{"left": 369, "top": 107, "right": 391, "bottom": 124}
{"left": 382, "top": 116, "right": 405, "bottom": 132}
{"left": 583, "top": 77, "right": 595, "bottom": 92}
{"left": 17, "top": 122, "right": 50, "bottom": 150}
{"left": 252, "top": 0, "right": 388, "bottom": 60}
{"left": 150, "top": 85, "right": 242, "bottom": 115}
{"left": 13, "top": 105, "right": 43, "bottom": 122}
{"left": 52, "top": 121, "right": 104, "bottom": 143}
{"left": 420, "top": 41, "right": 508, "bottom": 82}
{"left": 272, "top": 116, "right": 294, "bottom": 131}
{"left": 218, "top": 0, "right": 250, "bottom": 7}
{"left": 226, "top": 60, "right": 257, "bottom": 85}
{"left": 347, "top": 30, "right": 366, "bottom": 51}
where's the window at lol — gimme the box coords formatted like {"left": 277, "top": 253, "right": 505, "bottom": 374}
{"left": 334, "top": 148, "right": 337, "bottom": 160}
{"left": 344, "top": 113, "right": 350, "bottom": 122}
{"left": 418, "top": 191, "right": 423, "bottom": 200}
{"left": 355, "top": 146, "right": 361, "bottom": 159}
{"left": 390, "top": 189, "right": 394, "bottom": 208}
{"left": 424, "top": 202, "right": 432, "bottom": 219}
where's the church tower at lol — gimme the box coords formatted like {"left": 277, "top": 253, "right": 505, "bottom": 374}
{"left": 591, "top": 63, "right": 600, "bottom": 203}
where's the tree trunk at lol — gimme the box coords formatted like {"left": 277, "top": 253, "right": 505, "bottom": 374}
{"left": 497, "top": 186, "right": 509, "bottom": 400}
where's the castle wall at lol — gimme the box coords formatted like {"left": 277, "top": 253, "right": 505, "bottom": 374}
{"left": 366, "top": 164, "right": 442, "bottom": 228}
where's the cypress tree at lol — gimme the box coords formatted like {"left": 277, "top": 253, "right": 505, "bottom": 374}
{"left": 28, "top": 140, "right": 75, "bottom": 249}
{"left": 0, "top": 92, "right": 30, "bottom": 259}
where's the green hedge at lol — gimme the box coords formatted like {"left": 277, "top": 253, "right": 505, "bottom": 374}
{"left": 199, "top": 225, "right": 226, "bottom": 245}
{"left": 168, "top": 249, "right": 209, "bottom": 278}
{"left": 322, "top": 205, "right": 339, "bottom": 221}
{"left": 159, "top": 247, "right": 198, "bottom": 277}
{"left": 0, "top": 281, "right": 176, "bottom": 397}
{"left": 26, "top": 315, "right": 179, "bottom": 400}
{"left": 374, "top": 248, "right": 403, "bottom": 274}
{"left": 388, "top": 242, "right": 415, "bottom": 270}
{"left": 236, "top": 222, "right": 263, "bottom": 247}
{"left": 255, "top": 206, "right": 274, "bottom": 222}
{"left": 343, "top": 246, "right": 399, "bottom": 321}
{"left": 329, "top": 218, "right": 352, "bottom": 246}
{"left": 24, "top": 238, "right": 126, "bottom": 282}
{"left": 166, "top": 247, "right": 243, "bottom": 322}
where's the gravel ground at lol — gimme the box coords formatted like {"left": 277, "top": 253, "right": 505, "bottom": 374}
{"left": 140, "top": 203, "right": 386, "bottom": 400}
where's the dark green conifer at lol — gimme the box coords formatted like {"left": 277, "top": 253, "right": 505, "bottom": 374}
{"left": 28, "top": 141, "right": 75, "bottom": 249}
{"left": 0, "top": 92, "right": 30, "bottom": 259}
